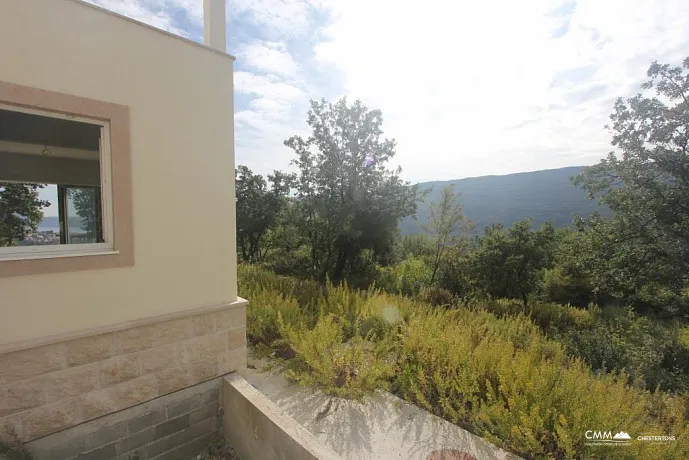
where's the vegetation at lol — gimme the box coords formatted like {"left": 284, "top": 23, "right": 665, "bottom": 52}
{"left": 233, "top": 57, "right": 689, "bottom": 459}
{"left": 0, "top": 183, "right": 49, "bottom": 246}
{"left": 239, "top": 265, "right": 689, "bottom": 459}
{"left": 573, "top": 57, "right": 689, "bottom": 316}
{"left": 282, "top": 98, "right": 422, "bottom": 283}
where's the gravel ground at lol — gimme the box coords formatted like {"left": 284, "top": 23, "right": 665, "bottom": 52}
{"left": 190, "top": 439, "right": 241, "bottom": 460}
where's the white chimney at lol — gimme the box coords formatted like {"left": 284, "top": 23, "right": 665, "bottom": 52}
{"left": 204, "top": 0, "right": 226, "bottom": 53}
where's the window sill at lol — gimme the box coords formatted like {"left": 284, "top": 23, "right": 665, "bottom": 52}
{"left": 0, "top": 249, "right": 119, "bottom": 262}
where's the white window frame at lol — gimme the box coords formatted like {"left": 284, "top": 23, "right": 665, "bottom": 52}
{"left": 0, "top": 103, "right": 117, "bottom": 261}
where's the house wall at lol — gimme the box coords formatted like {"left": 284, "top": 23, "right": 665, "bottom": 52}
{"left": 25, "top": 377, "right": 226, "bottom": 460}
{"left": 0, "top": 0, "right": 238, "bottom": 344}
{"left": 0, "top": 301, "right": 246, "bottom": 443}
{"left": 0, "top": 0, "right": 245, "bottom": 446}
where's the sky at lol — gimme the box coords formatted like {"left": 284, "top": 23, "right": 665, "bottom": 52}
{"left": 76, "top": 0, "right": 688, "bottom": 185}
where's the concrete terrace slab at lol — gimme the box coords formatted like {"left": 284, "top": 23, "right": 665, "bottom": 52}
{"left": 245, "top": 360, "right": 521, "bottom": 460}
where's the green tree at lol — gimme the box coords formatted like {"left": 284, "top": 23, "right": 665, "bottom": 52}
{"left": 0, "top": 183, "right": 50, "bottom": 246}
{"left": 69, "top": 188, "right": 100, "bottom": 242}
{"left": 422, "top": 184, "right": 470, "bottom": 286}
{"left": 574, "top": 57, "right": 689, "bottom": 312}
{"left": 541, "top": 226, "right": 596, "bottom": 307}
{"left": 473, "top": 219, "right": 556, "bottom": 305}
{"left": 235, "top": 166, "right": 294, "bottom": 262}
{"left": 284, "top": 98, "right": 421, "bottom": 282}
{"left": 394, "top": 234, "right": 435, "bottom": 262}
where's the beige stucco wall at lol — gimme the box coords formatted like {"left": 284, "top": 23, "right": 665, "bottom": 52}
{"left": 0, "top": 0, "right": 237, "bottom": 345}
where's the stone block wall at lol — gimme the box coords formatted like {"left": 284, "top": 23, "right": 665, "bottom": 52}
{"left": 25, "top": 377, "right": 224, "bottom": 460}
{"left": 0, "top": 303, "right": 246, "bottom": 443}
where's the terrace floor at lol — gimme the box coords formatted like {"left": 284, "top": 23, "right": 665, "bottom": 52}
{"left": 246, "top": 356, "right": 521, "bottom": 460}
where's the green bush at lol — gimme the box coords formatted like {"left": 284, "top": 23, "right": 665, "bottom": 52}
{"left": 558, "top": 311, "right": 689, "bottom": 392}
{"left": 541, "top": 266, "right": 594, "bottom": 307}
{"left": 359, "top": 314, "right": 392, "bottom": 341}
{"left": 421, "top": 285, "right": 455, "bottom": 307}
{"left": 393, "top": 307, "right": 688, "bottom": 459}
{"left": 279, "top": 314, "right": 394, "bottom": 399}
{"left": 472, "top": 298, "right": 595, "bottom": 332}
{"left": 387, "top": 256, "right": 431, "bottom": 296}
{"left": 239, "top": 265, "right": 689, "bottom": 459}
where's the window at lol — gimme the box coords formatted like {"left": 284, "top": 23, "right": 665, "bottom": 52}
{"left": 0, "top": 81, "right": 133, "bottom": 277}
{"left": 0, "top": 106, "right": 112, "bottom": 255}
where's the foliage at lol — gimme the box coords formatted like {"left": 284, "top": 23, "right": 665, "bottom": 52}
{"left": 376, "top": 256, "right": 430, "bottom": 297}
{"left": 393, "top": 308, "right": 687, "bottom": 459}
{"left": 472, "top": 219, "right": 556, "bottom": 306}
{"left": 279, "top": 314, "right": 394, "bottom": 399}
{"left": 235, "top": 166, "right": 294, "bottom": 262}
{"left": 239, "top": 265, "right": 689, "bottom": 459}
{"left": 472, "top": 298, "right": 596, "bottom": 333}
{"left": 420, "top": 285, "right": 455, "bottom": 308}
{"left": 573, "top": 57, "right": 689, "bottom": 314}
{"left": 284, "top": 97, "right": 422, "bottom": 283}
{"left": 393, "top": 233, "right": 436, "bottom": 262}
{"left": 434, "top": 244, "right": 477, "bottom": 303}
{"left": 422, "top": 184, "right": 471, "bottom": 286}
{"left": 66, "top": 188, "right": 101, "bottom": 241}
{"left": 0, "top": 183, "right": 49, "bottom": 246}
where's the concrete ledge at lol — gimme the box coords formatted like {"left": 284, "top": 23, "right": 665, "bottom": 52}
{"left": 222, "top": 374, "right": 342, "bottom": 460}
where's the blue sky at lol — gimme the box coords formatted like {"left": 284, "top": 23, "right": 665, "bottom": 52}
{"left": 84, "top": 0, "right": 687, "bottom": 184}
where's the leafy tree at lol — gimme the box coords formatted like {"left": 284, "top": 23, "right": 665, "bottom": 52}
{"left": 284, "top": 98, "right": 421, "bottom": 282}
{"left": 69, "top": 188, "right": 100, "bottom": 242}
{"left": 0, "top": 183, "right": 50, "bottom": 246}
{"left": 574, "top": 57, "right": 689, "bottom": 312}
{"left": 394, "top": 234, "right": 435, "bottom": 262}
{"left": 473, "top": 219, "right": 556, "bottom": 305}
{"left": 262, "top": 199, "right": 312, "bottom": 274}
{"left": 541, "top": 227, "right": 596, "bottom": 307}
{"left": 235, "top": 165, "right": 294, "bottom": 262}
{"left": 422, "top": 184, "right": 471, "bottom": 286}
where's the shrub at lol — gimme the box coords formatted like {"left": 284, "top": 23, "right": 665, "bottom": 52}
{"left": 240, "top": 266, "right": 689, "bottom": 458}
{"left": 359, "top": 315, "right": 392, "bottom": 342}
{"left": 541, "top": 266, "right": 593, "bottom": 307}
{"left": 472, "top": 298, "right": 595, "bottom": 332}
{"left": 385, "top": 257, "right": 431, "bottom": 296}
{"left": 245, "top": 290, "right": 303, "bottom": 355}
{"left": 279, "top": 314, "right": 394, "bottom": 399}
{"left": 558, "top": 312, "right": 689, "bottom": 392}
{"left": 393, "top": 307, "right": 687, "bottom": 459}
{"left": 421, "top": 286, "right": 454, "bottom": 307}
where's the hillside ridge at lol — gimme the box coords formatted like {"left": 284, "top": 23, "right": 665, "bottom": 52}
{"left": 402, "top": 165, "right": 608, "bottom": 234}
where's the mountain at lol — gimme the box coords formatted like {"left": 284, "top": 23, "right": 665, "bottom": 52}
{"left": 400, "top": 166, "right": 609, "bottom": 235}
{"left": 38, "top": 215, "right": 84, "bottom": 231}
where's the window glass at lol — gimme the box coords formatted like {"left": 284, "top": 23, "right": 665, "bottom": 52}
{"left": 0, "top": 107, "right": 103, "bottom": 248}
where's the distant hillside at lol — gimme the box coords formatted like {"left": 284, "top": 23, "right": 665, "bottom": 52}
{"left": 38, "top": 215, "right": 83, "bottom": 231}
{"left": 401, "top": 166, "right": 609, "bottom": 235}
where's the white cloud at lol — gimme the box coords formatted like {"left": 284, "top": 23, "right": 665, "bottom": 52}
{"left": 81, "top": 0, "right": 689, "bottom": 183}
{"left": 237, "top": 41, "right": 300, "bottom": 77}
{"left": 84, "top": 0, "right": 195, "bottom": 37}
{"left": 231, "top": 0, "right": 312, "bottom": 37}
{"left": 234, "top": 72, "right": 304, "bottom": 103}
{"left": 233, "top": 70, "right": 310, "bottom": 173}
{"left": 315, "top": 0, "right": 689, "bottom": 182}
